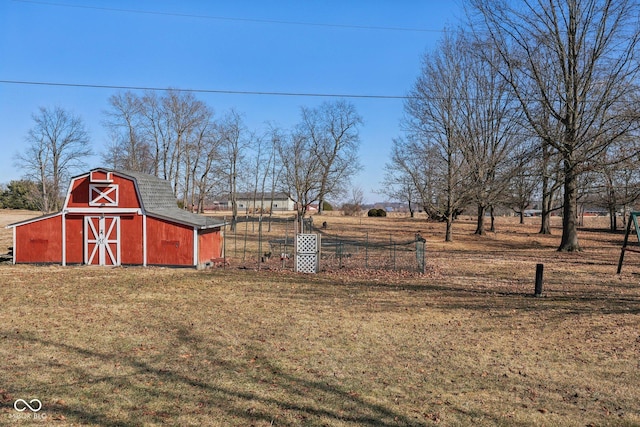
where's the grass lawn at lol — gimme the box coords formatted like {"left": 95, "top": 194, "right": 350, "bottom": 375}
{"left": 1, "top": 210, "right": 640, "bottom": 426}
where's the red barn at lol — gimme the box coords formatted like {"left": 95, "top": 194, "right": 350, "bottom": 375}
{"left": 7, "top": 169, "right": 225, "bottom": 267}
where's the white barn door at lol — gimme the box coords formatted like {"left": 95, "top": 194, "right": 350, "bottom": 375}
{"left": 84, "top": 216, "right": 121, "bottom": 266}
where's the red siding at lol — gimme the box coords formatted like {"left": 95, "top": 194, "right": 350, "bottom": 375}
{"left": 89, "top": 170, "right": 112, "bottom": 182}
{"left": 63, "top": 214, "right": 143, "bottom": 264}
{"left": 66, "top": 174, "right": 142, "bottom": 209}
{"left": 146, "top": 217, "right": 194, "bottom": 266}
{"left": 198, "top": 229, "right": 223, "bottom": 263}
{"left": 120, "top": 215, "right": 144, "bottom": 264}
{"left": 15, "top": 215, "right": 63, "bottom": 263}
{"left": 65, "top": 214, "right": 84, "bottom": 264}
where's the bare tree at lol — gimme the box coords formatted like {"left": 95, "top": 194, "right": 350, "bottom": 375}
{"left": 587, "top": 138, "right": 640, "bottom": 230}
{"left": 162, "top": 89, "right": 211, "bottom": 198}
{"left": 404, "top": 30, "right": 475, "bottom": 241}
{"left": 341, "top": 185, "right": 365, "bottom": 216}
{"left": 536, "top": 137, "right": 564, "bottom": 234}
{"left": 505, "top": 146, "right": 539, "bottom": 224}
{"left": 469, "top": 0, "right": 640, "bottom": 251}
{"left": 102, "top": 91, "right": 154, "bottom": 173}
{"left": 266, "top": 125, "right": 286, "bottom": 231}
{"left": 298, "top": 100, "right": 363, "bottom": 215}
{"left": 277, "top": 130, "right": 323, "bottom": 221}
{"left": 379, "top": 168, "right": 420, "bottom": 217}
{"left": 385, "top": 136, "right": 442, "bottom": 220}
{"left": 16, "top": 106, "right": 92, "bottom": 212}
{"left": 183, "top": 108, "right": 219, "bottom": 212}
{"left": 217, "top": 109, "right": 249, "bottom": 230}
{"left": 102, "top": 90, "right": 214, "bottom": 204}
{"left": 457, "top": 35, "right": 525, "bottom": 234}
{"left": 139, "top": 90, "right": 167, "bottom": 177}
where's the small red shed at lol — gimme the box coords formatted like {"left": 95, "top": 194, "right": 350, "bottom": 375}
{"left": 7, "top": 168, "right": 225, "bottom": 267}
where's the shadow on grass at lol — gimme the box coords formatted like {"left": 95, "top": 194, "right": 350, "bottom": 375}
{"left": 2, "top": 330, "right": 426, "bottom": 426}
{"left": 259, "top": 271, "right": 640, "bottom": 318}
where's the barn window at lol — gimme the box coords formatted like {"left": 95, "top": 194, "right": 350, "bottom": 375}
{"left": 89, "top": 170, "right": 113, "bottom": 183}
{"left": 89, "top": 184, "right": 119, "bottom": 207}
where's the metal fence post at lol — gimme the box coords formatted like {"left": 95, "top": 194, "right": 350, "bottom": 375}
{"left": 365, "top": 231, "right": 369, "bottom": 269}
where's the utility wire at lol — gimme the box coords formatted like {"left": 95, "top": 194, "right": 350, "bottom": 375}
{"left": 11, "top": 0, "right": 444, "bottom": 33}
{"left": 2, "top": 79, "right": 637, "bottom": 105}
{"left": 0, "top": 79, "right": 411, "bottom": 100}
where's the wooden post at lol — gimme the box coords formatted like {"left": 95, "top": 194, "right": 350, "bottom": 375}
{"left": 534, "top": 264, "right": 544, "bottom": 297}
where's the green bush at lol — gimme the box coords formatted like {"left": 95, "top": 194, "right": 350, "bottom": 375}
{"left": 322, "top": 201, "right": 333, "bottom": 211}
{"left": 367, "top": 208, "right": 387, "bottom": 217}
{"left": 0, "top": 180, "right": 40, "bottom": 210}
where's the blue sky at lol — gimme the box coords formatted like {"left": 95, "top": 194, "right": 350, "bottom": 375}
{"left": 0, "top": 0, "right": 464, "bottom": 202}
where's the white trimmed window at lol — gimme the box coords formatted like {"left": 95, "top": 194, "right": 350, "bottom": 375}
{"left": 89, "top": 184, "right": 119, "bottom": 207}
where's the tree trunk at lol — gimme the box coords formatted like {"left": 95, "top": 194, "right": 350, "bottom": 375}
{"left": 609, "top": 208, "right": 617, "bottom": 231}
{"left": 490, "top": 206, "right": 496, "bottom": 232}
{"left": 445, "top": 216, "right": 453, "bottom": 242}
{"left": 230, "top": 169, "right": 238, "bottom": 232}
{"left": 608, "top": 185, "right": 617, "bottom": 231}
{"left": 558, "top": 162, "right": 580, "bottom": 251}
{"left": 539, "top": 144, "right": 552, "bottom": 235}
{"left": 539, "top": 170, "right": 553, "bottom": 235}
{"left": 445, "top": 201, "right": 454, "bottom": 242}
{"left": 540, "top": 211, "right": 552, "bottom": 235}
{"left": 475, "top": 205, "right": 486, "bottom": 235}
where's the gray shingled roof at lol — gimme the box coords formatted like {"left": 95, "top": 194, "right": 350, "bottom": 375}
{"left": 117, "top": 170, "right": 225, "bottom": 229}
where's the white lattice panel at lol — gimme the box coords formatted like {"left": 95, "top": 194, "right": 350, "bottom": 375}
{"left": 295, "top": 233, "right": 319, "bottom": 273}
{"left": 296, "top": 254, "right": 317, "bottom": 274}
{"left": 296, "top": 234, "right": 318, "bottom": 254}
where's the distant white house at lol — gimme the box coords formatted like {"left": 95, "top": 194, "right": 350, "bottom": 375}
{"left": 219, "top": 192, "right": 295, "bottom": 212}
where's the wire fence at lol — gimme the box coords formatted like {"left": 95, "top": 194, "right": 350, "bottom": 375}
{"left": 218, "top": 214, "right": 426, "bottom": 273}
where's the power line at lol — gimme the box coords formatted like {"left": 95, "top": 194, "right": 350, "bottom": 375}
{"left": 0, "top": 79, "right": 411, "bottom": 100}
{"left": 11, "top": 0, "right": 444, "bottom": 33}
{"left": 3, "top": 79, "right": 637, "bottom": 106}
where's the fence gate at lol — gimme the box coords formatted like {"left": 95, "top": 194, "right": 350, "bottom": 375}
{"left": 295, "top": 233, "right": 320, "bottom": 273}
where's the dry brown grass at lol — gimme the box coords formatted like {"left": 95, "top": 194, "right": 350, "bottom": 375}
{"left": 1, "top": 210, "right": 640, "bottom": 426}
{"left": 0, "top": 209, "right": 41, "bottom": 253}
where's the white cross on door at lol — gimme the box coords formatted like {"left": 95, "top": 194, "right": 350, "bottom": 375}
{"left": 84, "top": 216, "right": 120, "bottom": 266}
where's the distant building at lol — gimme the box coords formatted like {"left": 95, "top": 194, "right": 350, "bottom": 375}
{"left": 218, "top": 192, "right": 295, "bottom": 212}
